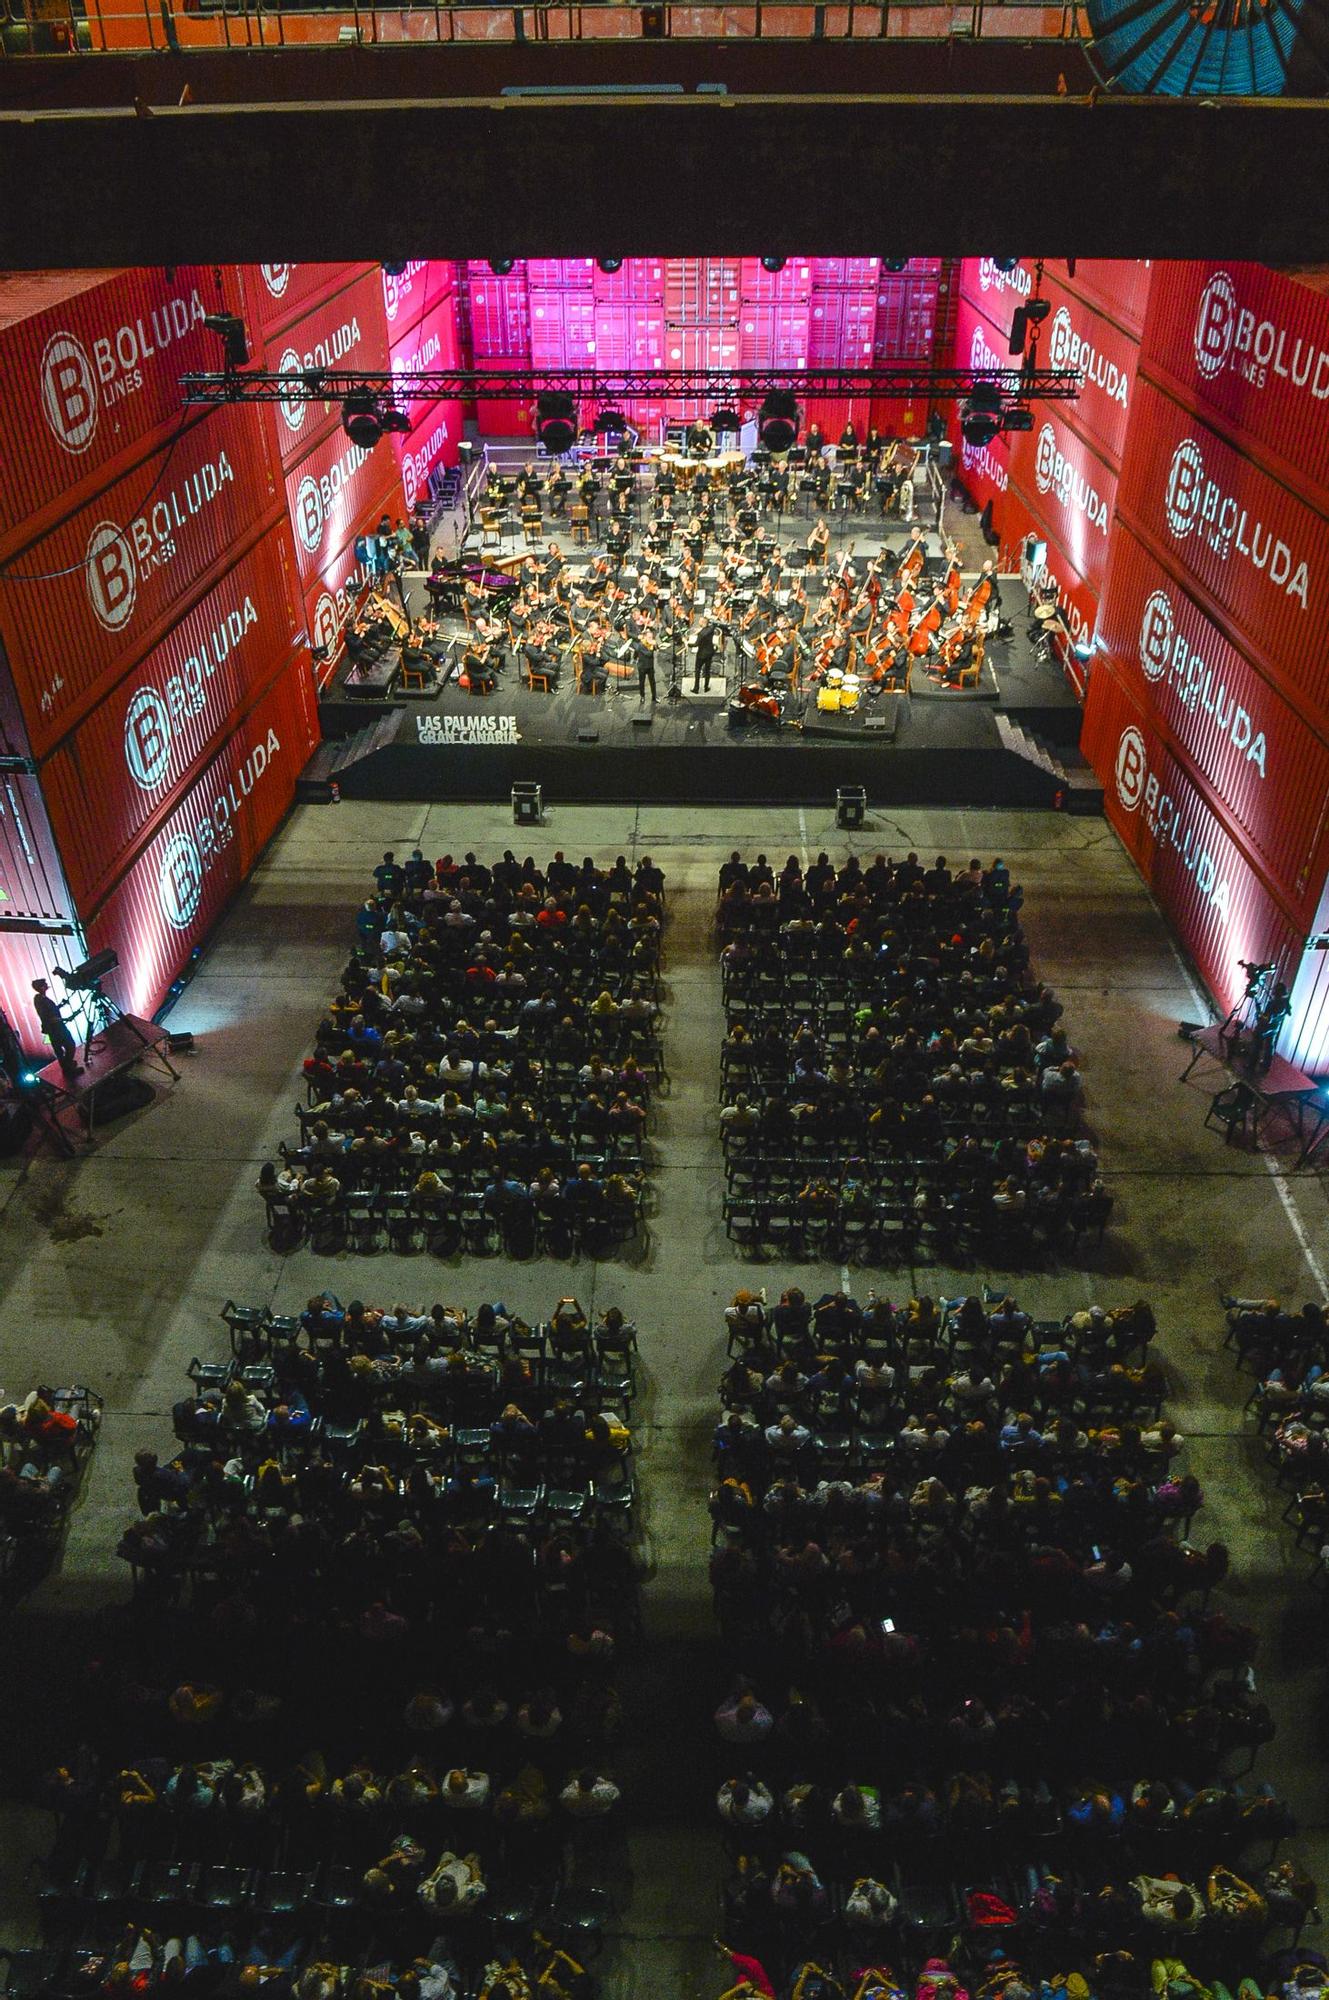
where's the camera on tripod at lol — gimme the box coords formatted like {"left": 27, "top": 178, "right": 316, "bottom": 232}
{"left": 1237, "top": 959, "right": 1276, "bottom": 997}
{"left": 56, "top": 949, "right": 122, "bottom": 1054}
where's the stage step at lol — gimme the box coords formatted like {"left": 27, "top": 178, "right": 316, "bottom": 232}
{"left": 304, "top": 710, "right": 404, "bottom": 784}
{"left": 993, "top": 714, "right": 1104, "bottom": 814}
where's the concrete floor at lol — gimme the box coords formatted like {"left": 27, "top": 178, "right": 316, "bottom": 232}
{"left": 2, "top": 798, "right": 1329, "bottom": 1992}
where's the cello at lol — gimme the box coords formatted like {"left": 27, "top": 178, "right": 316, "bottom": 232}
{"left": 907, "top": 588, "right": 945, "bottom": 660}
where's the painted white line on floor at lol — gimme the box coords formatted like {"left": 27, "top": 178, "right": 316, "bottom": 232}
{"left": 798, "top": 807, "right": 808, "bottom": 865}
{"left": 1164, "top": 930, "right": 1329, "bottom": 1298}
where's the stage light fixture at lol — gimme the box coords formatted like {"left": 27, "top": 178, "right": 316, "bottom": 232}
{"left": 711, "top": 407, "right": 740, "bottom": 435}
{"left": 1008, "top": 307, "right": 1029, "bottom": 355}
{"left": 596, "top": 407, "right": 628, "bottom": 434}
{"left": 202, "top": 313, "right": 248, "bottom": 371}
{"left": 1026, "top": 298, "right": 1051, "bottom": 324}
{"left": 341, "top": 392, "right": 409, "bottom": 448}
{"left": 488, "top": 258, "right": 515, "bottom": 276}
{"left": 382, "top": 261, "right": 408, "bottom": 277}
{"left": 758, "top": 390, "right": 799, "bottom": 454}
{"left": 992, "top": 258, "right": 1019, "bottom": 273}
{"left": 961, "top": 385, "right": 1004, "bottom": 447}
{"left": 1001, "top": 406, "right": 1034, "bottom": 434}
{"left": 596, "top": 258, "right": 624, "bottom": 274}
{"left": 760, "top": 257, "right": 787, "bottom": 274}
{"left": 536, "top": 392, "right": 578, "bottom": 455}
{"left": 884, "top": 258, "right": 909, "bottom": 272}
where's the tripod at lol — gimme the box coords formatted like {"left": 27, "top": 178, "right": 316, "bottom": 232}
{"left": 1219, "top": 962, "right": 1276, "bottom": 1063}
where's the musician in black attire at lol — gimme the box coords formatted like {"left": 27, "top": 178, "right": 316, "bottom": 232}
{"left": 692, "top": 619, "right": 718, "bottom": 693}
{"left": 523, "top": 631, "right": 561, "bottom": 690}
{"left": 579, "top": 623, "right": 609, "bottom": 696}
{"left": 632, "top": 619, "right": 658, "bottom": 704}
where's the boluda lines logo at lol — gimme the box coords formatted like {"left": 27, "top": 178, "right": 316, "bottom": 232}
{"left": 1034, "top": 423, "right": 1110, "bottom": 535}
{"left": 976, "top": 260, "right": 1031, "bottom": 300}
{"left": 1137, "top": 586, "right": 1267, "bottom": 777}
{"left": 261, "top": 265, "right": 292, "bottom": 298}
{"left": 294, "top": 439, "right": 373, "bottom": 559}
{"left": 1114, "top": 725, "right": 1232, "bottom": 923}
{"left": 401, "top": 417, "right": 450, "bottom": 511}
{"left": 156, "top": 726, "right": 283, "bottom": 931}
{"left": 961, "top": 436, "right": 1008, "bottom": 494}
{"left": 311, "top": 554, "right": 374, "bottom": 655}
{"left": 1046, "top": 306, "right": 1130, "bottom": 409}
{"left": 278, "top": 311, "right": 364, "bottom": 434}
{"left": 969, "top": 324, "right": 1009, "bottom": 379}
{"left": 392, "top": 328, "right": 443, "bottom": 382}
{"left": 123, "top": 593, "right": 262, "bottom": 791}
{"left": 84, "top": 448, "right": 236, "bottom": 634}
{"left": 40, "top": 286, "right": 208, "bottom": 454}
{"left": 1194, "top": 266, "right": 1329, "bottom": 400}
{"left": 1164, "top": 435, "right": 1310, "bottom": 608}
{"left": 382, "top": 262, "right": 428, "bottom": 323}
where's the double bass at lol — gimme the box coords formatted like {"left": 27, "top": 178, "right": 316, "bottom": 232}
{"left": 907, "top": 587, "right": 945, "bottom": 660}
{"left": 735, "top": 681, "right": 782, "bottom": 722}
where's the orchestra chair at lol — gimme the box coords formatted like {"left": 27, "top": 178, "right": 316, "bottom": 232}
{"left": 522, "top": 506, "right": 543, "bottom": 546}
{"left": 480, "top": 509, "right": 503, "bottom": 552}
{"left": 571, "top": 503, "right": 591, "bottom": 546}
{"left": 524, "top": 657, "right": 555, "bottom": 695}
{"left": 398, "top": 650, "right": 434, "bottom": 695}
{"left": 951, "top": 655, "right": 983, "bottom": 691}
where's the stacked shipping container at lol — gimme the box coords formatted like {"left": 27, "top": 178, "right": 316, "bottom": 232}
{"left": 0, "top": 262, "right": 470, "bottom": 1050}
{"left": 1075, "top": 260, "right": 1329, "bottom": 1062}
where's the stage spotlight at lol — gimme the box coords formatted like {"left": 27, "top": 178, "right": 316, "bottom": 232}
{"left": 596, "top": 407, "right": 628, "bottom": 434}
{"left": 961, "top": 384, "right": 1004, "bottom": 447}
{"left": 1001, "top": 406, "right": 1034, "bottom": 434}
{"left": 488, "top": 258, "right": 515, "bottom": 276}
{"left": 992, "top": 258, "right": 1019, "bottom": 273}
{"left": 760, "top": 257, "right": 787, "bottom": 274}
{"left": 202, "top": 313, "right": 248, "bottom": 371}
{"left": 758, "top": 390, "right": 799, "bottom": 453}
{"left": 1026, "top": 298, "right": 1051, "bottom": 324}
{"left": 596, "top": 258, "right": 624, "bottom": 274}
{"left": 711, "top": 407, "right": 740, "bottom": 435}
{"left": 342, "top": 391, "right": 385, "bottom": 447}
{"left": 884, "top": 258, "right": 909, "bottom": 272}
{"left": 536, "top": 392, "right": 577, "bottom": 455}
{"left": 382, "top": 261, "right": 408, "bottom": 277}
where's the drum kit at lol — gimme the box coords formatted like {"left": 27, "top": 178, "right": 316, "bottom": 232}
{"left": 815, "top": 669, "right": 862, "bottom": 713}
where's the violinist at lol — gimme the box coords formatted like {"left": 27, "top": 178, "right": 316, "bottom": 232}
{"left": 848, "top": 593, "right": 874, "bottom": 639}
{"left": 523, "top": 620, "right": 561, "bottom": 690}
{"left": 632, "top": 613, "right": 658, "bottom": 705}
{"left": 461, "top": 636, "right": 498, "bottom": 695}
{"left": 579, "top": 620, "right": 609, "bottom": 696}
{"left": 808, "top": 517, "right": 831, "bottom": 566}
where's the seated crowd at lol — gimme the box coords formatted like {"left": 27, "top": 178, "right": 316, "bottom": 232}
{"left": 1224, "top": 1293, "right": 1329, "bottom": 1572}
{"left": 706, "top": 1285, "right": 1312, "bottom": 1995}
{"left": 260, "top": 849, "right": 665, "bottom": 1256}
{"left": 35, "top": 1297, "right": 638, "bottom": 1987}
{"left": 716, "top": 852, "right": 1111, "bottom": 1261}
{"left": 0, "top": 1382, "right": 100, "bottom": 1591}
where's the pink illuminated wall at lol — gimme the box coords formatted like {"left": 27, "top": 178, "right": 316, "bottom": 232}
{"left": 463, "top": 258, "right": 946, "bottom": 439}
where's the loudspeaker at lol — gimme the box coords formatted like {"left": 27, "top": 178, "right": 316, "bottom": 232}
{"left": 632, "top": 714, "right": 654, "bottom": 730}
{"left": 863, "top": 714, "right": 892, "bottom": 733}
{"left": 641, "top": 4, "right": 665, "bottom": 31}
{"left": 576, "top": 726, "right": 600, "bottom": 743}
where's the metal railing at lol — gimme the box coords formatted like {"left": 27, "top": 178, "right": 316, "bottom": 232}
{"left": 1, "top": 0, "right": 1088, "bottom": 56}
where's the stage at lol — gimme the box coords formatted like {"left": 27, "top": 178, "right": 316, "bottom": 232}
{"left": 313, "top": 507, "right": 1094, "bottom": 810}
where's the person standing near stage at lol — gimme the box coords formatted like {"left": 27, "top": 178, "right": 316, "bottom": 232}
{"left": 693, "top": 619, "right": 718, "bottom": 694}
{"left": 633, "top": 615, "right": 658, "bottom": 705}
{"left": 32, "top": 979, "right": 80, "bottom": 1078}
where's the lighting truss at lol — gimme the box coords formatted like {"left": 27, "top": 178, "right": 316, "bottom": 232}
{"left": 180, "top": 367, "right": 1083, "bottom": 405}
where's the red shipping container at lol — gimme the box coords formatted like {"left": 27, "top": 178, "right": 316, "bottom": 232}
{"left": 740, "top": 303, "right": 811, "bottom": 370}
{"left": 82, "top": 658, "right": 320, "bottom": 1021}
{"left": 304, "top": 513, "right": 386, "bottom": 681}
{"left": 476, "top": 399, "right": 534, "bottom": 440}
{"left": 802, "top": 397, "right": 873, "bottom": 445}
{"left": 809, "top": 289, "right": 876, "bottom": 366}
{"left": 1038, "top": 268, "right": 1138, "bottom": 471}
{"left": 390, "top": 293, "right": 462, "bottom": 430}
{"left": 0, "top": 265, "right": 245, "bottom": 555}
{"left": 1006, "top": 405, "right": 1117, "bottom": 601}
{"left": 1099, "top": 523, "right": 1329, "bottom": 919}
{"left": 592, "top": 259, "right": 665, "bottom": 304}
{"left": 0, "top": 403, "right": 282, "bottom": 760}
{"left": 529, "top": 292, "right": 597, "bottom": 367}
{"left": 874, "top": 275, "right": 940, "bottom": 362}
{"left": 1140, "top": 262, "right": 1329, "bottom": 517}
{"left": 1081, "top": 657, "right": 1305, "bottom": 1022}
{"left": 393, "top": 400, "right": 461, "bottom": 513}
{"left": 663, "top": 324, "right": 739, "bottom": 370}
{"left": 284, "top": 423, "right": 406, "bottom": 588}
{"left": 465, "top": 268, "right": 530, "bottom": 361}
{"left": 527, "top": 259, "right": 594, "bottom": 291}
{"left": 1283, "top": 870, "right": 1329, "bottom": 1072}
{"left": 663, "top": 259, "right": 741, "bottom": 326}
{"left": 960, "top": 258, "right": 1152, "bottom": 340}
{"left": 1117, "top": 377, "right": 1329, "bottom": 714}
{"left": 37, "top": 524, "right": 303, "bottom": 914}
{"left": 380, "top": 259, "right": 455, "bottom": 336}
{"left": 738, "top": 258, "right": 813, "bottom": 304}
{"left": 591, "top": 303, "right": 665, "bottom": 371}
{"left": 240, "top": 263, "right": 366, "bottom": 341}
{"left": 810, "top": 258, "right": 881, "bottom": 289}
{"left": 1002, "top": 482, "right": 1102, "bottom": 661}
{"left": 0, "top": 923, "right": 90, "bottom": 1063}
{"left": 265, "top": 267, "right": 393, "bottom": 472}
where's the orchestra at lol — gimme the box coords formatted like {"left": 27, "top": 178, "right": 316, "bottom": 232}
{"left": 350, "top": 433, "right": 998, "bottom": 723}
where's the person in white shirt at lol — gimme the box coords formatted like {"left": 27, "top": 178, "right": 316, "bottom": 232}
{"left": 560, "top": 1769, "right": 620, "bottom": 1817}
{"left": 419, "top": 1850, "right": 485, "bottom": 1912}
{"left": 716, "top": 1776, "right": 773, "bottom": 1827}
{"left": 441, "top": 1768, "right": 490, "bottom": 1810}
{"left": 714, "top": 1688, "right": 774, "bottom": 1746}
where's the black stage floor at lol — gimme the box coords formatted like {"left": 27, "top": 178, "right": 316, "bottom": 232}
{"left": 316, "top": 510, "right": 1084, "bottom": 809}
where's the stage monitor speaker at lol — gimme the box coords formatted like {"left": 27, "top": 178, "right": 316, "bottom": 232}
{"left": 863, "top": 713, "right": 892, "bottom": 733}
{"left": 576, "top": 726, "right": 600, "bottom": 743}
{"left": 632, "top": 714, "right": 654, "bottom": 730}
